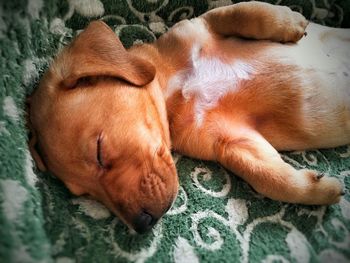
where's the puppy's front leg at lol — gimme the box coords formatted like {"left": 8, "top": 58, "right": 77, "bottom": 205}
{"left": 202, "top": 1, "right": 308, "bottom": 43}
{"left": 214, "top": 129, "right": 343, "bottom": 205}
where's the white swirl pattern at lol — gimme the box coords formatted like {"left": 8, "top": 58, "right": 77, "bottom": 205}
{"left": 190, "top": 167, "right": 232, "bottom": 197}
{"left": 167, "top": 186, "right": 188, "bottom": 216}
{"left": 108, "top": 218, "right": 164, "bottom": 263}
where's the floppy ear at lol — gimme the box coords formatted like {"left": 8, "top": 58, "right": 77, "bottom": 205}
{"left": 60, "top": 21, "right": 156, "bottom": 88}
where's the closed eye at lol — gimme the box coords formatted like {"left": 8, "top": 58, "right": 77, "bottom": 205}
{"left": 97, "top": 133, "right": 104, "bottom": 168}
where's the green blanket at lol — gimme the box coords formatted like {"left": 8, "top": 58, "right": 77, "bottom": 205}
{"left": 1, "top": 0, "right": 349, "bottom": 262}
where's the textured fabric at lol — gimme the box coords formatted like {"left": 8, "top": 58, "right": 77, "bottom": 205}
{"left": 0, "top": 0, "right": 349, "bottom": 262}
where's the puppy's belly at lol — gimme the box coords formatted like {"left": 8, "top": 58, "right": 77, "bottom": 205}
{"left": 167, "top": 23, "right": 350, "bottom": 152}
{"left": 278, "top": 23, "right": 350, "bottom": 148}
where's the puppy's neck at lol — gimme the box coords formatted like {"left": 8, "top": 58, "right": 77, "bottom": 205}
{"left": 128, "top": 43, "right": 173, "bottom": 147}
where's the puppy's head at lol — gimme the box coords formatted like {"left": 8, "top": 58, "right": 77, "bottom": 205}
{"left": 28, "top": 21, "right": 178, "bottom": 233}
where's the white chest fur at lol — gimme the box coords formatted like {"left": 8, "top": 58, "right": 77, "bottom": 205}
{"left": 166, "top": 45, "right": 255, "bottom": 125}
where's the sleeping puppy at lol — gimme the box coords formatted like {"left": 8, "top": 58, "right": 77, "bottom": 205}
{"left": 28, "top": 1, "right": 350, "bottom": 233}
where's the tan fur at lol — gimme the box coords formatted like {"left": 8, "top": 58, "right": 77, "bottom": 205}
{"left": 28, "top": 2, "right": 349, "bottom": 231}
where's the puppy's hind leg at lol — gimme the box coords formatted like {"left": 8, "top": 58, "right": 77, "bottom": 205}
{"left": 214, "top": 127, "right": 343, "bottom": 205}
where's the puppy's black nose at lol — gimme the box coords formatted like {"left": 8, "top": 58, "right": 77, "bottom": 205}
{"left": 133, "top": 211, "right": 157, "bottom": 234}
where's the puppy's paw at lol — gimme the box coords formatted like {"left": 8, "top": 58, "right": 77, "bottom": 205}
{"left": 303, "top": 170, "right": 343, "bottom": 204}
{"left": 278, "top": 6, "right": 309, "bottom": 43}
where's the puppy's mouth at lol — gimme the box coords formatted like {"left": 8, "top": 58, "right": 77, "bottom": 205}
{"left": 101, "top": 177, "right": 178, "bottom": 234}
